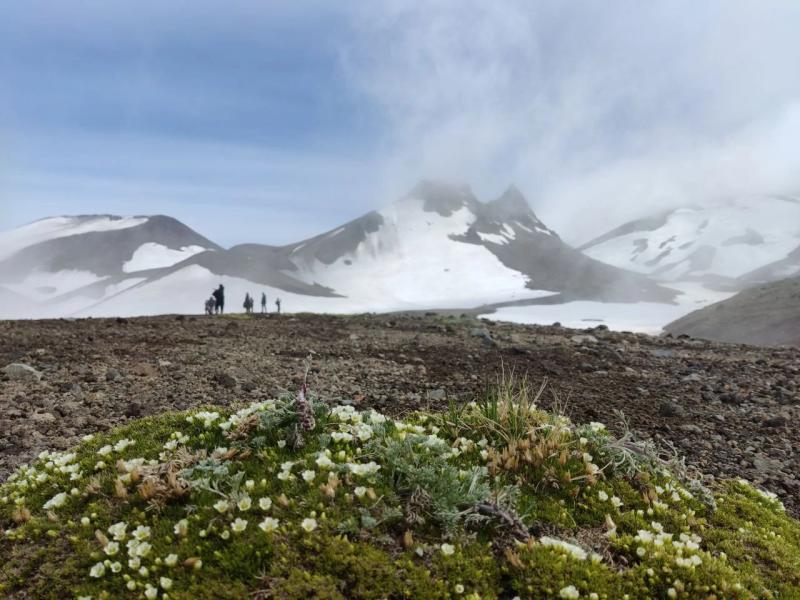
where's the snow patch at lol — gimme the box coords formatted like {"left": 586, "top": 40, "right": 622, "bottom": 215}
{"left": 0, "top": 216, "right": 148, "bottom": 262}
{"left": 483, "top": 283, "right": 733, "bottom": 334}
{"left": 123, "top": 243, "right": 207, "bottom": 273}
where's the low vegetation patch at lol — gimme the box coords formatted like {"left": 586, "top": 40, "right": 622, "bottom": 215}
{"left": 1, "top": 368, "right": 798, "bottom": 599}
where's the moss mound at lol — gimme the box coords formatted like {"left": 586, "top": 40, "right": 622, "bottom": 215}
{"left": 1, "top": 378, "right": 799, "bottom": 599}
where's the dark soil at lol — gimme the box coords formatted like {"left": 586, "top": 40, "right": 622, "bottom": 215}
{"left": 1, "top": 312, "right": 798, "bottom": 514}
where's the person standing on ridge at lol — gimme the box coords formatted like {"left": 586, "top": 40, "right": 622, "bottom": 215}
{"left": 275, "top": 297, "right": 281, "bottom": 315}
{"left": 213, "top": 284, "right": 225, "bottom": 314}
{"left": 261, "top": 292, "right": 267, "bottom": 314}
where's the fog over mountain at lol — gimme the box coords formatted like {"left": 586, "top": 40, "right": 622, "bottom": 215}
{"left": 0, "top": 182, "right": 682, "bottom": 324}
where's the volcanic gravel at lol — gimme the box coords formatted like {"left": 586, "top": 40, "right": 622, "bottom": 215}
{"left": 1, "top": 313, "right": 798, "bottom": 515}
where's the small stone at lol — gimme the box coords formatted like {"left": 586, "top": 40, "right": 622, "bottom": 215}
{"left": 427, "top": 388, "right": 446, "bottom": 401}
{"left": 659, "top": 400, "right": 685, "bottom": 418}
{"left": 2, "top": 363, "right": 42, "bottom": 382}
{"left": 105, "top": 368, "right": 123, "bottom": 382}
{"left": 570, "top": 335, "right": 598, "bottom": 344}
{"left": 763, "top": 415, "right": 788, "bottom": 428}
{"left": 213, "top": 372, "right": 238, "bottom": 389}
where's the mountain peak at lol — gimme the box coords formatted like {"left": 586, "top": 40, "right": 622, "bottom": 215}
{"left": 485, "top": 185, "right": 532, "bottom": 220}
{"left": 408, "top": 180, "right": 477, "bottom": 217}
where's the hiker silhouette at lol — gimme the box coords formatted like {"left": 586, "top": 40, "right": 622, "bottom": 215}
{"left": 212, "top": 284, "right": 225, "bottom": 314}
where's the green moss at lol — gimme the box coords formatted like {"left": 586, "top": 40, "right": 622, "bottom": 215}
{"left": 1, "top": 390, "right": 798, "bottom": 599}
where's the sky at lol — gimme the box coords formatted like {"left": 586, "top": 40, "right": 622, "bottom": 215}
{"left": 1, "top": 1, "right": 800, "bottom": 247}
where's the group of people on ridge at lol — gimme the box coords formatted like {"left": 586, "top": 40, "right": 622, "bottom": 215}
{"left": 204, "top": 285, "right": 281, "bottom": 316}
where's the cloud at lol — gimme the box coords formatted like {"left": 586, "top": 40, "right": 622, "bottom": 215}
{"left": 341, "top": 0, "right": 800, "bottom": 241}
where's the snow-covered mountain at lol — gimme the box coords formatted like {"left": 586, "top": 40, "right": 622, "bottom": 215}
{"left": 0, "top": 215, "right": 218, "bottom": 315}
{"left": 579, "top": 195, "right": 800, "bottom": 289}
{"left": 0, "top": 182, "right": 677, "bottom": 320}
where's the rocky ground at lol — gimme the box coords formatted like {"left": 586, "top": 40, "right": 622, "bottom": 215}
{"left": 1, "top": 312, "right": 798, "bottom": 515}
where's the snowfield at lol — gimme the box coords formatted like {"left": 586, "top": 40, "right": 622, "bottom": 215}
{"left": 482, "top": 283, "right": 734, "bottom": 333}
{"left": 289, "top": 196, "right": 552, "bottom": 310}
{"left": 0, "top": 216, "right": 148, "bottom": 262}
{"left": 122, "top": 243, "right": 209, "bottom": 272}
{"left": 582, "top": 196, "right": 800, "bottom": 282}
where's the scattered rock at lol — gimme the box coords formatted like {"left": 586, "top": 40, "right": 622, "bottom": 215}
{"left": 213, "top": 372, "right": 238, "bottom": 389}
{"left": 658, "top": 400, "right": 685, "bottom": 418}
{"left": 427, "top": 388, "right": 446, "bottom": 401}
{"left": 105, "top": 368, "right": 123, "bottom": 382}
{"left": 131, "top": 363, "right": 157, "bottom": 377}
{"left": 570, "top": 335, "right": 598, "bottom": 345}
{"left": 763, "top": 415, "right": 788, "bottom": 428}
{"left": 2, "top": 363, "right": 42, "bottom": 382}
{"left": 470, "top": 328, "right": 495, "bottom": 347}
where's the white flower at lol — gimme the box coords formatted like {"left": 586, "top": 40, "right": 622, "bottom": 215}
{"left": 160, "top": 577, "right": 173, "bottom": 591}
{"left": 108, "top": 521, "right": 128, "bottom": 541}
{"left": 214, "top": 499, "right": 230, "bottom": 513}
{"left": 113, "top": 438, "right": 135, "bottom": 452}
{"left": 174, "top": 519, "right": 188, "bottom": 537}
{"left": 315, "top": 454, "right": 335, "bottom": 469}
{"left": 43, "top": 492, "right": 68, "bottom": 510}
{"left": 354, "top": 486, "right": 367, "bottom": 498}
{"left": 110, "top": 561, "right": 122, "bottom": 573}
{"left": 258, "top": 517, "right": 279, "bottom": 533}
{"left": 237, "top": 496, "right": 252, "bottom": 511}
{"left": 440, "top": 543, "right": 455, "bottom": 556}
{"left": 144, "top": 584, "right": 158, "bottom": 599}
{"left": 589, "top": 422, "right": 606, "bottom": 433}
{"left": 128, "top": 556, "right": 141, "bottom": 570}
{"left": 539, "top": 537, "right": 588, "bottom": 560}
{"left": 164, "top": 554, "right": 179, "bottom": 567}
{"left": 301, "top": 518, "right": 318, "bottom": 532}
{"left": 80, "top": 516, "right": 90, "bottom": 526}
{"left": 598, "top": 490, "right": 609, "bottom": 502}
{"left": 104, "top": 541, "right": 120, "bottom": 556}
{"left": 132, "top": 525, "right": 151, "bottom": 541}
{"left": 245, "top": 479, "right": 255, "bottom": 490}
{"left": 454, "top": 583, "right": 465, "bottom": 594}
{"left": 89, "top": 562, "right": 105, "bottom": 578}
{"left": 611, "top": 496, "right": 623, "bottom": 508}
{"left": 277, "top": 470, "right": 292, "bottom": 481}
{"left": 302, "top": 470, "right": 316, "bottom": 483}
{"left": 559, "top": 585, "right": 580, "bottom": 599}
{"left": 97, "top": 445, "right": 113, "bottom": 457}
{"left": 259, "top": 497, "right": 273, "bottom": 511}
{"left": 259, "top": 517, "right": 280, "bottom": 533}
{"left": 231, "top": 518, "right": 248, "bottom": 533}
{"left": 277, "top": 440, "right": 287, "bottom": 448}
{"left": 133, "top": 541, "right": 152, "bottom": 557}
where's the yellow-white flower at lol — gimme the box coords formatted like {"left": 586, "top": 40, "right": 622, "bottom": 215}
{"left": 108, "top": 521, "right": 127, "bottom": 541}
{"left": 559, "top": 585, "right": 580, "bottom": 599}
{"left": 132, "top": 525, "right": 151, "bottom": 541}
{"left": 104, "top": 541, "right": 120, "bottom": 556}
{"left": 231, "top": 518, "right": 248, "bottom": 533}
{"left": 259, "top": 497, "right": 272, "bottom": 511}
{"left": 144, "top": 584, "right": 158, "bottom": 599}
{"left": 440, "top": 543, "right": 455, "bottom": 556}
{"left": 174, "top": 519, "right": 188, "bottom": 537}
{"left": 160, "top": 577, "right": 173, "bottom": 591}
{"left": 302, "top": 470, "right": 316, "bottom": 483}
{"left": 259, "top": 517, "right": 279, "bottom": 533}
{"left": 354, "top": 486, "right": 367, "bottom": 498}
{"left": 164, "top": 554, "right": 179, "bottom": 567}
{"left": 89, "top": 562, "right": 105, "bottom": 578}
{"left": 598, "top": 490, "right": 609, "bottom": 502}
{"left": 237, "top": 496, "right": 252, "bottom": 511}
{"left": 300, "top": 518, "right": 318, "bottom": 532}
{"left": 214, "top": 499, "right": 230, "bottom": 513}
